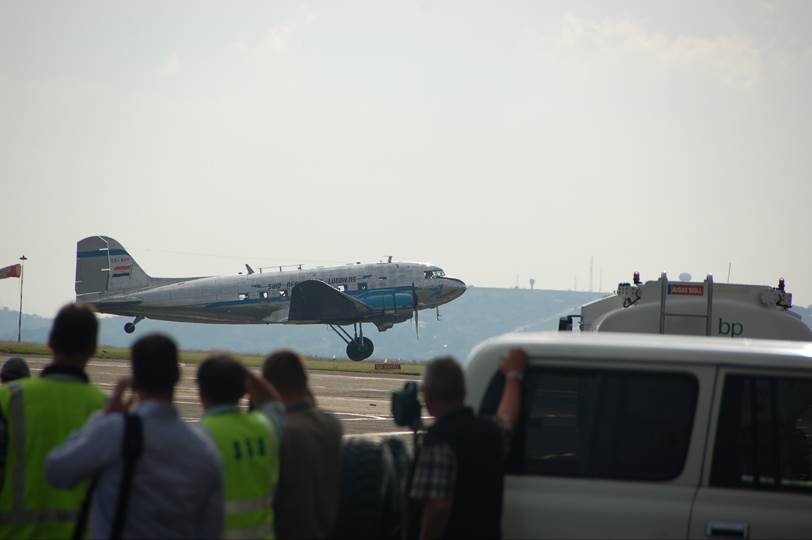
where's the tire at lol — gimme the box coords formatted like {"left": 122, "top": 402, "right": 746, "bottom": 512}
{"left": 359, "top": 337, "right": 374, "bottom": 360}
{"left": 346, "top": 338, "right": 374, "bottom": 361}
{"left": 346, "top": 341, "right": 363, "bottom": 361}
{"left": 335, "top": 438, "right": 398, "bottom": 539}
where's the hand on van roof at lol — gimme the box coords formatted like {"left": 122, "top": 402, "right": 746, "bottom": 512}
{"left": 500, "top": 348, "right": 528, "bottom": 375}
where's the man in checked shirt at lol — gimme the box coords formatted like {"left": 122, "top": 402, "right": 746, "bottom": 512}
{"left": 409, "top": 349, "right": 527, "bottom": 540}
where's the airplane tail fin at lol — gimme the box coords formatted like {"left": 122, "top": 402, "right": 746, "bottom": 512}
{"left": 76, "top": 236, "right": 152, "bottom": 297}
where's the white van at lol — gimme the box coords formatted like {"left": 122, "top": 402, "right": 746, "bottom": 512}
{"left": 465, "top": 332, "right": 812, "bottom": 539}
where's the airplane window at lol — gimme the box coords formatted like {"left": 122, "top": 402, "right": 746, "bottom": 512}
{"left": 358, "top": 282, "right": 368, "bottom": 291}
{"left": 260, "top": 291, "right": 269, "bottom": 300}
{"left": 424, "top": 271, "right": 433, "bottom": 279}
{"left": 279, "top": 290, "right": 288, "bottom": 297}
{"left": 425, "top": 270, "right": 446, "bottom": 279}
{"left": 336, "top": 284, "right": 347, "bottom": 292}
{"left": 239, "top": 292, "right": 249, "bottom": 301}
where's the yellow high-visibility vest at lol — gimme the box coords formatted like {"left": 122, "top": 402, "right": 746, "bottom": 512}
{"left": 200, "top": 408, "right": 280, "bottom": 540}
{"left": 0, "top": 377, "right": 105, "bottom": 539}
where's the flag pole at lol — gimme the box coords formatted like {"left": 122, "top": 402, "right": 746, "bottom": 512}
{"left": 17, "top": 255, "right": 27, "bottom": 343}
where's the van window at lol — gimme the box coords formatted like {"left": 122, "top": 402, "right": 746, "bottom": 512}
{"left": 504, "top": 367, "right": 697, "bottom": 481}
{"left": 711, "top": 375, "right": 812, "bottom": 493}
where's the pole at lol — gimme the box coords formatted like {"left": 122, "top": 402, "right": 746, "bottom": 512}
{"left": 17, "top": 255, "right": 27, "bottom": 343}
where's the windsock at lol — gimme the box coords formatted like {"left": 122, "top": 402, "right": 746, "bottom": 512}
{"left": 0, "top": 264, "right": 22, "bottom": 280}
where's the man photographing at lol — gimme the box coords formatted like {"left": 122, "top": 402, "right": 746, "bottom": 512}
{"left": 409, "top": 349, "right": 528, "bottom": 540}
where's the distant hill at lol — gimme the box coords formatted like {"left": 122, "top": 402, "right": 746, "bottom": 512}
{"left": 2, "top": 288, "right": 810, "bottom": 362}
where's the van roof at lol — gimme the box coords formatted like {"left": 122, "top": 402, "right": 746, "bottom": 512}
{"left": 467, "top": 332, "right": 812, "bottom": 371}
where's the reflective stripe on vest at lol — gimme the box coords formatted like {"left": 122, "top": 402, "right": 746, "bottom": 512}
{"left": 9, "top": 383, "right": 24, "bottom": 512}
{"left": 224, "top": 522, "right": 274, "bottom": 540}
{"left": 225, "top": 494, "right": 274, "bottom": 514}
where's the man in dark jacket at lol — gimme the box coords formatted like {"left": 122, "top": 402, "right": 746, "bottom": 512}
{"left": 262, "top": 349, "right": 343, "bottom": 540}
{"left": 410, "top": 349, "right": 527, "bottom": 540}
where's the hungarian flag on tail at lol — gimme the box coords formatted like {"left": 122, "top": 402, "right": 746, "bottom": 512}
{"left": 0, "top": 264, "right": 22, "bottom": 279}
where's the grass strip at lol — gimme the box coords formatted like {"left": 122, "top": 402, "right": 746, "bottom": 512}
{"left": 0, "top": 341, "right": 424, "bottom": 375}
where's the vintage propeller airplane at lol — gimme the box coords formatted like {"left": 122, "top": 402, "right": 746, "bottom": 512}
{"left": 75, "top": 236, "right": 466, "bottom": 360}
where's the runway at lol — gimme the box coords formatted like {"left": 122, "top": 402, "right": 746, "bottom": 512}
{"left": 4, "top": 355, "right": 422, "bottom": 440}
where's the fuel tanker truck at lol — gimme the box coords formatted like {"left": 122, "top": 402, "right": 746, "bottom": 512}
{"left": 559, "top": 272, "right": 812, "bottom": 341}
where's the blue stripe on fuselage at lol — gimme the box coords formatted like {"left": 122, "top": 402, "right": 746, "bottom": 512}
{"left": 203, "top": 285, "right": 417, "bottom": 310}
{"left": 77, "top": 249, "right": 129, "bottom": 258}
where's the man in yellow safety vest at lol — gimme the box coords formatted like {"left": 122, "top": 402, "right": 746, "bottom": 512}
{"left": 0, "top": 304, "right": 106, "bottom": 539}
{"left": 197, "top": 354, "right": 285, "bottom": 540}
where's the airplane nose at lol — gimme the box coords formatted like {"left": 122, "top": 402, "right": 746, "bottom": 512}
{"left": 443, "top": 277, "right": 467, "bottom": 299}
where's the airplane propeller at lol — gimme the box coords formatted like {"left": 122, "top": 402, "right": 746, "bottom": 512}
{"left": 411, "top": 282, "right": 419, "bottom": 340}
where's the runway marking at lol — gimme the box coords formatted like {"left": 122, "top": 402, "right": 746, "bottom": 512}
{"left": 310, "top": 373, "right": 418, "bottom": 383}
{"left": 319, "top": 396, "right": 391, "bottom": 404}
{"left": 333, "top": 412, "right": 390, "bottom": 420}
{"left": 343, "top": 430, "right": 413, "bottom": 438}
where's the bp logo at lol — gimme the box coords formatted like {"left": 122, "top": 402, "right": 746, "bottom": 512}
{"left": 718, "top": 318, "right": 744, "bottom": 337}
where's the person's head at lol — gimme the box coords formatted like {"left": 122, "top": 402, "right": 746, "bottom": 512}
{"left": 422, "top": 356, "right": 466, "bottom": 417}
{"left": 197, "top": 354, "right": 246, "bottom": 409}
{"left": 48, "top": 303, "right": 98, "bottom": 366}
{"left": 262, "top": 349, "right": 308, "bottom": 403}
{"left": 1, "top": 357, "right": 31, "bottom": 383}
{"left": 131, "top": 334, "right": 180, "bottom": 400}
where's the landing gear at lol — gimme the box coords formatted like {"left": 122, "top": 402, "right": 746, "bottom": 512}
{"left": 330, "top": 323, "right": 374, "bottom": 361}
{"left": 124, "top": 316, "right": 144, "bottom": 334}
{"left": 347, "top": 337, "right": 374, "bottom": 361}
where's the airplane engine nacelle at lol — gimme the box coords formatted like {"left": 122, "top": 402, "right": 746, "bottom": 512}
{"left": 362, "top": 292, "right": 415, "bottom": 312}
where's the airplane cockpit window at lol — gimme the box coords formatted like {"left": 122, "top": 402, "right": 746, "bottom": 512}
{"left": 424, "top": 269, "right": 446, "bottom": 279}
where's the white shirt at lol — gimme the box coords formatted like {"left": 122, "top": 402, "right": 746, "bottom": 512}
{"left": 46, "top": 400, "right": 224, "bottom": 539}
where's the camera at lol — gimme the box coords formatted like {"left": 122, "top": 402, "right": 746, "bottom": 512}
{"left": 391, "top": 381, "right": 422, "bottom": 431}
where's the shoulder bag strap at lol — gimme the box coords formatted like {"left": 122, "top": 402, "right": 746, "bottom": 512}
{"left": 111, "top": 413, "right": 143, "bottom": 540}
{"left": 71, "top": 476, "right": 97, "bottom": 540}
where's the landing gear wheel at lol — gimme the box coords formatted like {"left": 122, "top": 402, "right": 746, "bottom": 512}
{"left": 346, "top": 337, "right": 374, "bottom": 361}
{"left": 124, "top": 322, "right": 136, "bottom": 334}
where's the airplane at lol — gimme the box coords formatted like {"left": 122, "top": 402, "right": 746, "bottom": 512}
{"left": 75, "top": 236, "right": 467, "bottom": 360}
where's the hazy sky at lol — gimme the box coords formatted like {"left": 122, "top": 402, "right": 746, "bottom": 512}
{"left": 2, "top": 0, "right": 811, "bottom": 318}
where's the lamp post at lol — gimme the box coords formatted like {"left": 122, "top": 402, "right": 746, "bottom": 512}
{"left": 17, "top": 255, "right": 27, "bottom": 343}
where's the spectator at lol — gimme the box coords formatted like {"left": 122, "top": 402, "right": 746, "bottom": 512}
{"left": 262, "top": 350, "right": 343, "bottom": 540}
{"left": 0, "top": 356, "right": 30, "bottom": 383}
{"left": 0, "top": 303, "right": 106, "bottom": 539}
{"left": 196, "top": 354, "right": 285, "bottom": 540}
{"left": 46, "top": 334, "right": 223, "bottom": 539}
{"left": 409, "top": 349, "right": 528, "bottom": 540}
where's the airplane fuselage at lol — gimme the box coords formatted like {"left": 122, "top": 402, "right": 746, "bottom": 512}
{"left": 84, "top": 261, "right": 465, "bottom": 328}
{"left": 75, "top": 235, "right": 466, "bottom": 359}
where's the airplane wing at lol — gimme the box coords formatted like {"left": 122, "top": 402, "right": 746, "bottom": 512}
{"left": 288, "top": 280, "right": 372, "bottom": 323}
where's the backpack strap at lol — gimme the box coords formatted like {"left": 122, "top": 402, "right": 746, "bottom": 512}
{"left": 111, "top": 413, "right": 143, "bottom": 540}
